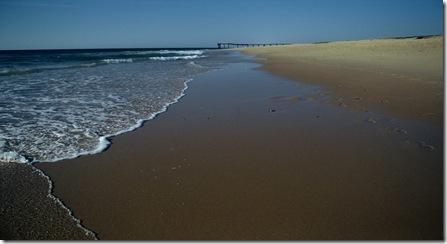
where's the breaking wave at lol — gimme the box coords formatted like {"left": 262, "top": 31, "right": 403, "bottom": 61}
{"left": 0, "top": 49, "right": 223, "bottom": 164}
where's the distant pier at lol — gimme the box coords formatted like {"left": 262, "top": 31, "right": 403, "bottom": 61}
{"left": 217, "top": 43, "right": 289, "bottom": 49}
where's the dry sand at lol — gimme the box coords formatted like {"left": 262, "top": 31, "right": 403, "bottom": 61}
{"left": 242, "top": 36, "right": 444, "bottom": 126}
{"left": 33, "top": 46, "right": 443, "bottom": 240}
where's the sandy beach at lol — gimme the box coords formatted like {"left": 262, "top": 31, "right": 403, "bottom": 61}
{"left": 3, "top": 37, "right": 443, "bottom": 240}
{"left": 242, "top": 36, "right": 443, "bottom": 126}
{"left": 0, "top": 162, "right": 96, "bottom": 240}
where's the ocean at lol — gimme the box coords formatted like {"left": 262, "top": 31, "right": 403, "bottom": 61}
{"left": 0, "top": 48, "right": 227, "bottom": 164}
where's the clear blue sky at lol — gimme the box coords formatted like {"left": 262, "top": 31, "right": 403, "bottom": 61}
{"left": 0, "top": 0, "right": 443, "bottom": 50}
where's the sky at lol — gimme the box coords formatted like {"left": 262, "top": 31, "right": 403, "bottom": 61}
{"left": 0, "top": 0, "right": 443, "bottom": 50}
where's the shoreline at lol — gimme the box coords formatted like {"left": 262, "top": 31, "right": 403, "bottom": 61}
{"left": 2, "top": 38, "right": 443, "bottom": 239}
{"left": 0, "top": 161, "right": 96, "bottom": 240}
{"left": 35, "top": 50, "right": 443, "bottom": 239}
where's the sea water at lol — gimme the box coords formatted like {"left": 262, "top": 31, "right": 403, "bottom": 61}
{"left": 0, "top": 48, "right": 227, "bottom": 163}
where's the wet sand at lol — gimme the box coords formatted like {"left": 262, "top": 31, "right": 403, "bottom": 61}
{"left": 0, "top": 162, "right": 96, "bottom": 240}
{"left": 33, "top": 48, "right": 444, "bottom": 240}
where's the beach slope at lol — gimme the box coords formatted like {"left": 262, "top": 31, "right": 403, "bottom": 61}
{"left": 242, "top": 36, "right": 443, "bottom": 126}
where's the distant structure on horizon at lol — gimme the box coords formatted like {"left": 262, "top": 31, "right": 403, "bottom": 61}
{"left": 217, "top": 43, "right": 289, "bottom": 49}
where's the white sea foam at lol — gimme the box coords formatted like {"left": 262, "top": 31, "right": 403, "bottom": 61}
{"left": 0, "top": 151, "right": 29, "bottom": 163}
{"left": 150, "top": 55, "right": 205, "bottom": 61}
{"left": 0, "top": 48, "right": 226, "bottom": 240}
{"left": 0, "top": 49, "right": 224, "bottom": 164}
{"left": 29, "top": 164, "right": 98, "bottom": 239}
{"left": 102, "top": 58, "right": 133, "bottom": 63}
{"left": 30, "top": 78, "right": 192, "bottom": 164}
{"left": 0, "top": 139, "right": 29, "bottom": 163}
{"left": 187, "top": 61, "right": 205, "bottom": 68}
{"left": 159, "top": 50, "right": 205, "bottom": 55}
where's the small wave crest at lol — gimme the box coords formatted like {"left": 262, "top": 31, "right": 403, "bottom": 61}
{"left": 101, "top": 58, "right": 133, "bottom": 64}
{"left": 0, "top": 50, "right": 208, "bottom": 76}
{"left": 0, "top": 151, "right": 29, "bottom": 163}
{"left": 150, "top": 55, "right": 205, "bottom": 61}
{"left": 0, "top": 140, "right": 29, "bottom": 163}
{"left": 159, "top": 50, "right": 205, "bottom": 55}
{"left": 187, "top": 61, "right": 205, "bottom": 68}
{"left": 0, "top": 68, "right": 35, "bottom": 76}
